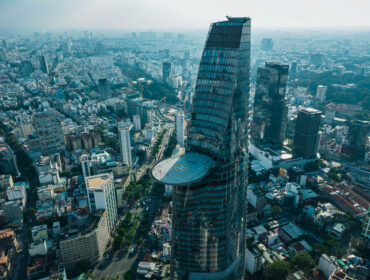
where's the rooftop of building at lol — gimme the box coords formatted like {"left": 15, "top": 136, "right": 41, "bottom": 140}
{"left": 301, "top": 107, "right": 322, "bottom": 114}
{"left": 0, "top": 228, "right": 15, "bottom": 239}
{"left": 152, "top": 152, "right": 215, "bottom": 186}
{"left": 61, "top": 210, "right": 105, "bottom": 241}
{"left": 225, "top": 16, "right": 250, "bottom": 23}
{"left": 86, "top": 173, "right": 112, "bottom": 189}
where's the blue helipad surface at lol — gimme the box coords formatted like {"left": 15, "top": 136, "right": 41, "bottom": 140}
{"left": 152, "top": 152, "right": 214, "bottom": 186}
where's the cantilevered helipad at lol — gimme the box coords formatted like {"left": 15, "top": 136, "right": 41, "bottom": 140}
{"left": 152, "top": 152, "right": 215, "bottom": 186}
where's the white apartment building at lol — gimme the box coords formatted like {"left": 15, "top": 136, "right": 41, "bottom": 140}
{"left": 118, "top": 121, "right": 133, "bottom": 166}
{"left": 6, "top": 185, "right": 26, "bottom": 202}
{"left": 86, "top": 173, "right": 117, "bottom": 233}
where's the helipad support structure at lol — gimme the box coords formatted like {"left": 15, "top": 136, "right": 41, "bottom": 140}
{"left": 152, "top": 152, "right": 214, "bottom": 186}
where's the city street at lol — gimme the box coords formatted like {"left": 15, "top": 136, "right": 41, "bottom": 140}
{"left": 93, "top": 196, "right": 162, "bottom": 279}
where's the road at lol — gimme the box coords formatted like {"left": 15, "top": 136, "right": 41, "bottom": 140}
{"left": 94, "top": 196, "right": 162, "bottom": 279}
{"left": 12, "top": 225, "right": 29, "bottom": 280}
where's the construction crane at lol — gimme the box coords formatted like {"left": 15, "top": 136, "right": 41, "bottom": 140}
{"left": 160, "top": 97, "right": 167, "bottom": 105}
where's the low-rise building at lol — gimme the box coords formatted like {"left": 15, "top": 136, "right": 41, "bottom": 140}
{"left": 32, "top": 224, "right": 48, "bottom": 242}
{"left": 245, "top": 245, "right": 263, "bottom": 274}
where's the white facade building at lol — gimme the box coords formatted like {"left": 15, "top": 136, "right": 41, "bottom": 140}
{"left": 86, "top": 173, "right": 117, "bottom": 233}
{"left": 118, "top": 121, "right": 133, "bottom": 166}
{"left": 29, "top": 240, "right": 48, "bottom": 257}
{"left": 37, "top": 185, "right": 54, "bottom": 201}
{"left": 316, "top": 85, "right": 327, "bottom": 103}
{"left": 39, "top": 170, "right": 60, "bottom": 185}
{"left": 176, "top": 110, "right": 185, "bottom": 147}
{"left": 245, "top": 246, "right": 263, "bottom": 274}
{"left": 6, "top": 185, "right": 26, "bottom": 202}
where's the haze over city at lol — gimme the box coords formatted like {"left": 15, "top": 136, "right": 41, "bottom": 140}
{"left": 0, "top": 0, "right": 370, "bottom": 31}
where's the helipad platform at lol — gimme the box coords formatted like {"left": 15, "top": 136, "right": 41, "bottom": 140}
{"left": 152, "top": 152, "right": 215, "bottom": 186}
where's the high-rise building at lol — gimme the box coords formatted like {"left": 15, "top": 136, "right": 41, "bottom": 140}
{"left": 152, "top": 16, "right": 251, "bottom": 279}
{"left": 0, "top": 143, "right": 20, "bottom": 177}
{"left": 21, "top": 60, "right": 34, "bottom": 77}
{"left": 362, "top": 207, "right": 370, "bottom": 239}
{"left": 33, "top": 110, "right": 65, "bottom": 156}
{"left": 252, "top": 62, "right": 289, "bottom": 148}
{"left": 0, "top": 49, "right": 6, "bottom": 62}
{"left": 176, "top": 110, "right": 185, "bottom": 147}
{"left": 316, "top": 85, "right": 327, "bottom": 103}
{"left": 39, "top": 55, "right": 49, "bottom": 74}
{"left": 86, "top": 173, "right": 117, "bottom": 233}
{"left": 290, "top": 61, "right": 298, "bottom": 77}
{"left": 133, "top": 114, "right": 141, "bottom": 131}
{"left": 81, "top": 154, "right": 98, "bottom": 182}
{"left": 261, "top": 38, "right": 273, "bottom": 51}
{"left": 118, "top": 121, "right": 133, "bottom": 166}
{"left": 98, "top": 78, "right": 111, "bottom": 100}
{"left": 347, "top": 120, "right": 370, "bottom": 159}
{"left": 141, "top": 101, "right": 153, "bottom": 126}
{"left": 293, "top": 107, "right": 322, "bottom": 159}
{"left": 2, "top": 40, "right": 8, "bottom": 50}
{"left": 60, "top": 210, "right": 109, "bottom": 268}
{"left": 324, "top": 109, "right": 336, "bottom": 124}
{"left": 184, "top": 50, "right": 190, "bottom": 61}
{"left": 162, "top": 62, "right": 171, "bottom": 84}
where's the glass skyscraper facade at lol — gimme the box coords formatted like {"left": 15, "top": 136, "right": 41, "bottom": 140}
{"left": 293, "top": 107, "right": 322, "bottom": 159}
{"left": 251, "top": 62, "right": 289, "bottom": 148}
{"left": 153, "top": 17, "right": 251, "bottom": 280}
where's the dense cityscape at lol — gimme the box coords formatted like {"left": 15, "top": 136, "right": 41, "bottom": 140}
{"left": 0, "top": 3, "right": 369, "bottom": 280}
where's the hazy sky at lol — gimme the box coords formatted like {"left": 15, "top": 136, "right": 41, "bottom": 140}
{"left": 0, "top": 0, "right": 369, "bottom": 31}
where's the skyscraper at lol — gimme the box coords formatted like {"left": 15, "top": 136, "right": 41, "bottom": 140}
{"left": 0, "top": 143, "right": 20, "bottom": 177}
{"left": 85, "top": 173, "right": 117, "bottom": 233}
{"left": 162, "top": 61, "right": 171, "bottom": 84}
{"left": 261, "top": 38, "right": 273, "bottom": 51}
{"left": 39, "top": 55, "right": 49, "bottom": 74}
{"left": 316, "top": 85, "right": 327, "bottom": 103}
{"left": 347, "top": 120, "right": 369, "bottom": 159}
{"left": 21, "top": 60, "right": 34, "bottom": 77}
{"left": 33, "top": 110, "right": 65, "bottom": 156}
{"left": 293, "top": 107, "right": 322, "bottom": 159}
{"left": 176, "top": 110, "right": 185, "bottom": 147}
{"left": 152, "top": 16, "right": 251, "bottom": 279}
{"left": 251, "top": 62, "right": 289, "bottom": 148}
{"left": 98, "top": 78, "right": 111, "bottom": 100}
{"left": 118, "top": 121, "right": 133, "bottom": 166}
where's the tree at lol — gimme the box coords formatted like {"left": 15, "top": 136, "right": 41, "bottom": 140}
{"left": 271, "top": 205, "right": 283, "bottom": 217}
{"left": 113, "top": 235, "right": 122, "bottom": 250}
{"left": 266, "top": 260, "right": 290, "bottom": 280}
{"left": 291, "top": 252, "right": 315, "bottom": 273}
{"left": 73, "top": 260, "right": 91, "bottom": 276}
{"left": 123, "top": 270, "right": 133, "bottom": 280}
